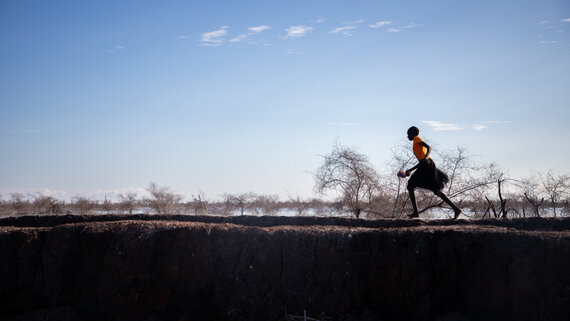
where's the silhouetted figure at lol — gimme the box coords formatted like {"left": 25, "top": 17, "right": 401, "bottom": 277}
{"left": 404, "top": 126, "right": 461, "bottom": 219}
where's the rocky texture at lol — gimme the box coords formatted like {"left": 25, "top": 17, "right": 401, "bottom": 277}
{"left": 1, "top": 215, "right": 569, "bottom": 321}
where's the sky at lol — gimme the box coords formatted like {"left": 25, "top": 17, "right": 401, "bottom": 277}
{"left": 1, "top": 0, "right": 569, "bottom": 201}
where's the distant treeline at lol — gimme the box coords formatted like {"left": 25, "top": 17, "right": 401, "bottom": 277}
{"left": 0, "top": 182, "right": 568, "bottom": 219}
{"left": 0, "top": 188, "right": 341, "bottom": 218}
{"left": 2, "top": 143, "right": 569, "bottom": 219}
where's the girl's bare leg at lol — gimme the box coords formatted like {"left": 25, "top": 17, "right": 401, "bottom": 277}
{"left": 434, "top": 190, "right": 462, "bottom": 219}
{"left": 407, "top": 185, "right": 419, "bottom": 218}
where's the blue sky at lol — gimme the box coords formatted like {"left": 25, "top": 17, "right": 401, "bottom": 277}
{"left": 1, "top": 0, "right": 569, "bottom": 200}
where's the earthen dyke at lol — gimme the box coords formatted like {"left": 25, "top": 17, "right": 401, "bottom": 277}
{"left": 1, "top": 215, "right": 569, "bottom": 321}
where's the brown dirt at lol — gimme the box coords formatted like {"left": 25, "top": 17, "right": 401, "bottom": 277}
{"left": 1, "top": 215, "right": 569, "bottom": 321}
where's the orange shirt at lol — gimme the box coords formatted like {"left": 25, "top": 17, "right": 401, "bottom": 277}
{"left": 413, "top": 136, "right": 430, "bottom": 160}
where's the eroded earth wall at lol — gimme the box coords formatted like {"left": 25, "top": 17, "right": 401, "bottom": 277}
{"left": 1, "top": 216, "right": 569, "bottom": 321}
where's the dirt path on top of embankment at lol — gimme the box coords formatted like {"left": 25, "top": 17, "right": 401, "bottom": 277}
{"left": 1, "top": 215, "right": 570, "bottom": 321}
{"left": 2, "top": 213, "right": 570, "bottom": 231}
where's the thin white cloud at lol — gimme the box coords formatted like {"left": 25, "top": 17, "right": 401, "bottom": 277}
{"left": 473, "top": 120, "right": 511, "bottom": 131}
{"left": 421, "top": 121, "right": 463, "bottom": 131}
{"left": 43, "top": 189, "right": 68, "bottom": 198}
{"left": 284, "top": 25, "right": 313, "bottom": 39}
{"left": 388, "top": 23, "right": 424, "bottom": 33}
{"left": 81, "top": 186, "right": 152, "bottom": 202}
{"left": 540, "top": 40, "right": 557, "bottom": 44}
{"left": 230, "top": 34, "right": 247, "bottom": 42}
{"left": 473, "top": 124, "right": 487, "bottom": 131}
{"left": 368, "top": 21, "right": 392, "bottom": 28}
{"left": 540, "top": 20, "right": 550, "bottom": 24}
{"left": 248, "top": 25, "right": 271, "bottom": 33}
{"left": 330, "top": 26, "right": 356, "bottom": 36}
{"left": 484, "top": 120, "right": 511, "bottom": 124}
{"left": 343, "top": 19, "right": 364, "bottom": 25}
{"left": 116, "top": 186, "right": 149, "bottom": 196}
{"left": 229, "top": 25, "right": 270, "bottom": 43}
{"left": 403, "top": 23, "right": 424, "bottom": 29}
{"left": 177, "top": 35, "right": 187, "bottom": 39}
{"left": 200, "top": 26, "right": 228, "bottom": 46}
{"left": 288, "top": 48, "right": 306, "bottom": 55}
{"left": 106, "top": 45, "right": 125, "bottom": 53}
{"left": 561, "top": 18, "right": 570, "bottom": 22}
{"left": 313, "top": 18, "right": 326, "bottom": 23}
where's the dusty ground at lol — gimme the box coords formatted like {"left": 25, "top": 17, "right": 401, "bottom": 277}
{"left": 1, "top": 215, "right": 569, "bottom": 321}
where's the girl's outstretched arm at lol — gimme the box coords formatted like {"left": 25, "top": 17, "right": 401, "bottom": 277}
{"left": 406, "top": 164, "right": 418, "bottom": 175}
{"left": 420, "top": 141, "right": 431, "bottom": 160}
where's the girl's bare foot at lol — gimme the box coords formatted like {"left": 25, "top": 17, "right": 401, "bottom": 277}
{"left": 453, "top": 208, "right": 462, "bottom": 220}
{"left": 408, "top": 212, "right": 419, "bottom": 219}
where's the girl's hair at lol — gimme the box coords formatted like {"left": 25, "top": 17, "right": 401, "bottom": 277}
{"left": 407, "top": 126, "right": 419, "bottom": 136}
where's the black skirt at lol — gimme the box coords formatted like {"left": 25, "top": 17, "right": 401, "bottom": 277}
{"left": 408, "top": 158, "right": 449, "bottom": 192}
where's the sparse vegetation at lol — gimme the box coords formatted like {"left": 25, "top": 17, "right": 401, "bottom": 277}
{"left": 314, "top": 141, "right": 382, "bottom": 218}
{"left": 0, "top": 142, "right": 568, "bottom": 218}
{"left": 145, "top": 182, "right": 183, "bottom": 215}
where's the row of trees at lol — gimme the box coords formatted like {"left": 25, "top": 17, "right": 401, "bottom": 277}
{"left": 315, "top": 141, "right": 570, "bottom": 219}
{"left": 1, "top": 142, "right": 568, "bottom": 219}
{"left": 0, "top": 186, "right": 337, "bottom": 217}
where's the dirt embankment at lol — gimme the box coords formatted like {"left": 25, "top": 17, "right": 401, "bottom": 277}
{"left": 1, "top": 215, "right": 569, "bottom": 321}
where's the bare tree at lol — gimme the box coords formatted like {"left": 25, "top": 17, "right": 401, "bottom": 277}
{"left": 287, "top": 194, "right": 313, "bottom": 216}
{"left": 315, "top": 141, "right": 381, "bottom": 218}
{"left": 191, "top": 193, "right": 210, "bottom": 215}
{"left": 483, "top": 173, "right": 509, "bottom": 218}
{"left": 312, "top": 198, "right": 343, "bottom": 217}
{"left": 224, "top": 192, "right": 256, "bottom": 215}
{"left": 437, "top": 148, "right": 500, "bottom": 204}
{"left": 384, "top": 144, "right": 500, "bottom": 218}
{"left": 10, "top": 193, "right": 30, "bottom": 215}
{"left": 253, "top": 194, "right": 281, "bottom": 216}
{"left": 145, "top": 183, "right": 183, "bottom": 215}
{"left": 541, "top": 170, "right": 570, "bottom": 217}
{"left": 0, "top": 194, "right": 9, "bottom": 216}
{"left": 206, "top": 200, "right": 226, "bottom": 215}
{"left": 381, "top": 141, "right": 417, "bottom": 218}
{"left": 118, "top": 192, "right": 139, "bottom": 215}
{"left": 31, "top": 194, "right": 61, "bottom": 214}
{"left": 72, "top": 196, "right": 97, "bottom": 215}
{"left": 516, "top": 174, "right": 545, "bottom": 217}
{"left": 100, "top": 196, "right": 114, "bottom": 214}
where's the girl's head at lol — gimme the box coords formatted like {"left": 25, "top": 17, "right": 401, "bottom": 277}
{"left": 407, "top": 126, "right": 419, "bottom": 140}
